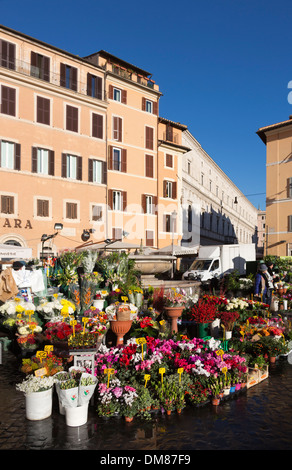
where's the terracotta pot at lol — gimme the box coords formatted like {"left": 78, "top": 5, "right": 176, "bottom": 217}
{"left": 211, "top": 397, "right": 220, "bottom": 406}
{"left": 110, "top": 320, "right": 132, "bottom": 345}
{"left": 166, "top": 409, "right": 172, "bottom": 415}
{"left": 164, "top": 307, "right": 184, "bottom": 333}
{"left": 269, "top": 356, "right": 276, "bottom": 363}
{"left": 125, "top": 416, "right": 133, "bottom": 422}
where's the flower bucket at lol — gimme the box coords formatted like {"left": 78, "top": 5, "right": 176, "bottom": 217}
{"left": 223, "top": 387, "right": 230, "bottom": 397}
{"left": 25, "top": 388, "right": 53, "bottom": 421}
{"left": 196, "top": 322, "right": 209, "bottom": 338}
{"left": 225, "top": 330, "right": 232, "bottom": 340}
{"left": 210, "top": 318, "right": 221, "bottom": 338}
{"left": 65, "top": 403, "right": 89, "bottom": 427}
{"left": 93, "top": 299, "right": 105, "bottom": 310}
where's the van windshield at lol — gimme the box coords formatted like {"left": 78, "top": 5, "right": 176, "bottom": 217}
{"left": 190, "top": 259, "right": 212, "bottom": 271}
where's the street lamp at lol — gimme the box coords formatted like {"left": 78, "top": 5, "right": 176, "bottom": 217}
{"left": 41, "top": 223, "right": 63, "bottom": 265}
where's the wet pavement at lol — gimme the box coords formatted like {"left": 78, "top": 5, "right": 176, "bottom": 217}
{"left": 0, "top": 350, "right": 292, "bottom": 452}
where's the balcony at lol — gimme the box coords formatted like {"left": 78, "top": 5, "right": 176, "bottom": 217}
{"left": 0, "top": 56, "right": 107, "bottom": 101}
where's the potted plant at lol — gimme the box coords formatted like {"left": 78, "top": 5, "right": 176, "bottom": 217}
{"left": 208, "top": 376, "right": 222, "bottom": 405}
{"left": 96, "top": 380, "right": 122, "bottom": 419}
{"left": 189, "top": 297, "right": 218, "bottom": 338}
{"left": 16, "top": 374, "right": 55, "bottom": 420}
{"left": 120, "top": 385, "right": 139, "bottom": 421}
{"left": 163, "top": 288, "right": 188, "bottom": 333}
{"left": 218, "top": 310, "right": 239, "bottom": 339}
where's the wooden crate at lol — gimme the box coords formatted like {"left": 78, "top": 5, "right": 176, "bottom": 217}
{"left": 258, "top": 366, "right": 269, "bottom": 382}
{"left": 247, "top": 368, "right": 259, "bottom": 388}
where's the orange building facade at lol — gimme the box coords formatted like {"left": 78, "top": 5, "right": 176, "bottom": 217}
{"left": 257, "top": 117, "right": 292, "bottom": 256}
{"left": 0, "top": 25, "right": 187, "bottom": 259}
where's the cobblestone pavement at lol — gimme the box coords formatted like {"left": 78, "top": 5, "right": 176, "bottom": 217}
{"left": 1, "top": 350, "right": 292, "bottom": 451}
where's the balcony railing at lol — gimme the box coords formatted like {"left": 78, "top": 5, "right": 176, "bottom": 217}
{"left": 0, "top": 56, "right": 107, "bottom": 101}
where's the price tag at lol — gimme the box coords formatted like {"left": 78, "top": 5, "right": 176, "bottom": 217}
{"left": 29, "top": 323, "right": 36, "bottom": 332}
{"left": 144, "top": 374, "right": 150, "bottom": 388}
{"left": 177, "top": 367, "right": 183, "bottom": 382}
{"left": 159, "top": 367, "right": 165, "bottom": 383}
{"left": 70, "top": 319, "right": 77, "bottom": 336}
{"left": 36, "top": 351, "right": 47, "bottom": 361}
{"left": 216, "top": 349, "right": 224, "bottom": 360}
{"left": 136, "top": 337, "right": 147, "bottom": 360}
{"left": 104, "top": 368, "right": 115, "bottom": 388}
{"left": 44, "top": 345, "right": 54, "bottom": 353}
{"left": 82, "top": 317, "right": 89, "bottom": 334}
{"left": 35, "top": 367, "right": 47, "bottom": 377}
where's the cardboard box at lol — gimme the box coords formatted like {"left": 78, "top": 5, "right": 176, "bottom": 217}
{"left": 247, "top": 368, "right": 259, "bottom": 388}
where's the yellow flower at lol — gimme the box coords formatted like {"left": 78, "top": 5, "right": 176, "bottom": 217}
{"left": 15, "top": 305, "right": 25, "bottom": 313}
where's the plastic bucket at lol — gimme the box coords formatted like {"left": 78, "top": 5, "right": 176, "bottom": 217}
{"left": 25, "top": 388, "right": 53, "bottom": 421}
{"left": 65, "top": 403, "right": 89, "bottom": 427}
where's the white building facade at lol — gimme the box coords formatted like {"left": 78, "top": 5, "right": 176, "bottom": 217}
{"left": 181, "top": 130, "right": 258, "bottom": 259}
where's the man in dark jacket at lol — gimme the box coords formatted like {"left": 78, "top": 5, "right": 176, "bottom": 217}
{"left": 254, "top": 263, "right": 274, "bottom": 305}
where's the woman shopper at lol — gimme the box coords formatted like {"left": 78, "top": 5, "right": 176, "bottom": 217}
{"left": 254, "top": 263, "right": 274, "bottom": 306}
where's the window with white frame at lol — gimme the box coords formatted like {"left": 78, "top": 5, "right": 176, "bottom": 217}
{"left": 113, "top": 88, "right": 121, "bottom": 102}
{"left": 91, "top": 204, "right": 103, "bottom": 221}
{"left": 113, "top": 148, "right": 121, "bottom": 171}
{"left": 37, "top": 148, "right": 49, "bottom": 174}
{"left": 1, "top": 140, "right": 14, "bottom": 169}
{"left": 145, "top": 195, "right": 153, "bottom": 214}
{"left": 66, "top": 154, "right": 77, "bottom": 179}
{"left": 145, "top": 100, "right": 153, "bottom": 113}
{"left": 113, "top": 190, "right": 122, "bottom": 211}
{"left": 92, "top": 159, "right": 102, "bottom": 183}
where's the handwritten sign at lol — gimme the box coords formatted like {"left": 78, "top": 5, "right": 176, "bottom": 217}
{"left": 36, "top": 350, "right": 47, "bottom": 361}
{"left": 44, "top": 345, "right": 54, "bottom": 353}
{"left": 70, "top": 319, "right": 77, "bottom": 337}
{"left": 159, "top": 367, "right": 165, "bottom": 383}
{"left": 104, "top": 368, "right": 115, "bottom": 388}
{"left": 35, "top": 367, "right": 47, "bottom": 377}
{"left": 177, "top": 368, "right": 183, "bottom": 382}
{"left": 82, "top": 317, "right": 89, "bottom": 334}
{"left": 144, "top": 374, "right": 150, "bottom": 388}
{"left": 136, "top": 337, "right": 147, "bottom": 360}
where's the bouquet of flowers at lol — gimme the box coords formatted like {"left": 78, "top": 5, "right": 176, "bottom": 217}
{"left": 189, "top": 298, "right": 218, "bottom": 323}
{"left": 163, "top": 288, "right": 187, "bottom": 308}
{"left": 16, "top": 374, "right": 55, "bottom": 395}
{"left": 218, "top": 311, "right": 239, "bottom": 331}
{"left": 44, "top": 321, "right": 83, "bottom": 343}
{"left": 0, "top": 297, "right": 35, "bottom": 316}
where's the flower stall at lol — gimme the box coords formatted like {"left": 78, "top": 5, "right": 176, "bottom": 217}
{"left": 0, "top": 249, "right": 292, "bottom": 426}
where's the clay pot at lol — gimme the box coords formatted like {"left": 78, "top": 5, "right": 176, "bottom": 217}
{"left": 110, "top": 320, "right": 132, "bottom": 346}
{"left": 164, "top": 307, "right": 184, "bottom": 333}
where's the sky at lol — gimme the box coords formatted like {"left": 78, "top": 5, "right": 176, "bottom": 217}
{"left": 1, "top": 0, "right": 292, "bottom": 210}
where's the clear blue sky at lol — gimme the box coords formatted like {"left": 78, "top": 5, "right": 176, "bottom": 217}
{"left": 2, "top": 0, "right": 292, "bottom": 210}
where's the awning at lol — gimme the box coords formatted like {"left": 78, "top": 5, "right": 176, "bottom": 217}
{"left": 0, "top": 244, "right": 32, "bottom": 260}
{"left": 157, "top": 244, "right": 199, "bottom": 256}
{"left": 76, "top": 240, "right": 141, "bottom": 251}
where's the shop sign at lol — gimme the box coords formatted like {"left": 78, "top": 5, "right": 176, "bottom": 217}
{"left": 2, "top": 218, "right": 33, "bottom": 229}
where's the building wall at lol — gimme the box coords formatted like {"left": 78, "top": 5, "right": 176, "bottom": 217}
{"left": 181, "top": 130, "right": 258, "bottom": 253}
{"left": 0, "top": 25, "right": 164, "bottom": 258}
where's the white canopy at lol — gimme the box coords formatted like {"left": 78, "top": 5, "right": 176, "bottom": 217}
{"left": 0, "top": 244, "right": 32, "bottom": 259}
{"left": 157, "top": 244, "right": 199, "bottom": 256}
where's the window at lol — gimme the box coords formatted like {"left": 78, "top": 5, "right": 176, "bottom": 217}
{"left": 108, "top": 189, "right": 127, "bottom": 211}
{"left": 1, "top": 195, "right": 14, "bottom": 214}
{"left": 66, "top": 202, "right": 78, "bottom": 219}
{"left": 1, "top": 85, "right": 15, "bottom": 116}
{"left": 66, "top": 105, "right": 78, "bottom": 132}
{"left": 87, "top": 73, "right": 102, "bottom": 99}
{"left": 165, "top": 154, "right": 173, "bottom": 168}
{"left": 37, "top": 96, "right": 50, "bottom": 125}
{"left": 187, "top": 161, "right": 191, "bottom": 175}
{"left": 37, "top": 199, "right": 49, "bottom": 217}
{"left": 145, "top": 195, "right": 153, "bottom": 214}
{"left": 113, "top": 116, "right": 122, "bottom": 141}
{"left": 108, "top": 146, "right": 127, "bottom": 172}
{"left": 142, "top": 97, "right": 157, "bottom": 114}
{"left": 146, "top": 230, "right": 154, "bottom": 247}
{"left": 62, "top": 153, "right": 82, "bottom": 180}
{"left": 164, "top": 213, "right": 176, "bottom": 233}
{"left": 145, "top": 126, "right": 154, "bottom": 150}
{"left": 288, "top": 215, "right": 292, "bottom": 232}
{"left": 112, "top": 227, "right": 122, "bottom": 240}
{"left": 92, "top": 205, "right": 102, "bottom": 221}
{"left": 92, "top": 113, "right": 103, "bottom": 139}
{"left": 109, "top": 85, "right": 127, "bottom": 104}
{"left": 287, "top": 177, "right": 292, "bottom": 198}
{"left": 0, "top": 40, "right": 15, "bottom": 70}
{"left": 88, "top": 159, "right": 106, "bottom": 184}
{"left": 31, "top": 52, "right": 50, "bottom": 81}
{"left": 0, "top": 140, "right": 20, "bottom": 170}
{"left": 60, "top": 63, "right": 77, "bottom": 91}
{"left": 163, "top": 180, "right": 177, "bottom": 199}
{"left": 141, "top": 194, "right": 157, "bottom": 214}
{"left": 32, "top": 147, "right": 54, "bottom": 175}
{"left": 145, "top": 154, "right": 153, "bottom": 178}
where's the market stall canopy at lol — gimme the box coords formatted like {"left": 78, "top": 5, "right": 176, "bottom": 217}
{"left": 157, "top": 244, "right": 199, "bottom": 256}
{"left": 76, "top": 240, "right": 141, "bottom": 252}
{"left": 0, "top": 244, "right": 32, "bottom": 259}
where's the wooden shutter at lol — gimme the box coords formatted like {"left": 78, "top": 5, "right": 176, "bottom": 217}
{"left": 288, "top": 215, "right": 292, "bottom": 232}
{"left": 108, "top": 85, "right": 113, "bottom": 99}
{"left": 288, "top": 178, "right": 292, "bottom": 198}
{"left": 166, "top": 154, "right": 173, "bottom": 167}
{"left": 88, "top": 158, "right": 93, "bottom": 182}
{"left": 141, "top": 194, "right": 146, "bottom": 213}
{"left": 108, "top": 146, "right": 113, "bottom": 170}
{"left": 32, "top": 147, "right": 37, "bottom": 173}
{"left": 146, "top": 230, "right": 154, "bottom": 247}
{"left": 96, "top": 76, "right": 102, "bottom": 100}
{"left": 102, "top": 161, "right": 107, "bottom": 185}
{"left": 37, "top": 96, "right": 50, "bottom": 125}
{"left": 108, "top": 189, "right": 113, "bottom": 210}
{"left": 61, "top": 153, "right": 67, "bottom": 177}
{"left": 87, "top": 73, "right": 92, "bottom": 96}
{"left": 43, "top": 56, "right": 50, "bottom": 82}
{"left": 77, "top": 156, "right": 82, "bottom": 180}
{"left": 121, "top": 149, "right": 127, "bottom": 172}
{"left": 0, "top": 40, "right": 15, "bottom": 69}
{"left": 60, "top": 63, "right": 66, "bottom": 87}
{"left": 172, "top": 182, "right": 177, "bottom": 199}
{"left": 14, "top": 143, "right": 21, "bottom": 170}
{"left": 163, "top": 180, "right": 168, "bottom": 198}
{"left": 121, "top": 89, "right": 127, "bottom": 104}
{"left": 145, "top": 126, "right": 153, "bottom": 149}
{"left": 142, "top": 97, "right": 146, "bottom": 111}
{"left": 37, "top": 199, "right": 49, "bottom": 217}
{"left": 122, "top": 191, "right": 127, "bottom": 212}
{"left": 113, "top": 117, "right": 122, "bottom": 141}
{"left": 71, "top": 67, "right": 77, "bottom": 91}
{"left": 153, "top": 196, "right": 158, "bottom": 215}
{"left": 1, "top": 195, "right": 14, "bottom": 214}
{"left": 153, "top": 101, "right": 158, "bottom": 115}
{"left": 92, "top": 113, "right": 103, "bottom": 138}
{"left": 145, "top": 154, "right": 153, "bottom": 178}
{"left": 66, "top": 105, "right": 78, "bottom": 132}
{"left": 49, "top": 150, "right": 55, "bottom": 176}
{"left": 1, "top": 85, "right": 15, "bottom": 116}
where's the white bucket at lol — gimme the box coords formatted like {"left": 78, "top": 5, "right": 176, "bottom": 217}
{"left": 65, "top": 403, "right": 89, "bottom": 427}
{"left": 25, "top": 388, "right": 53, "bottom": 421}
{"left": 93, "top": 299, "right": 104, "bottom": 310}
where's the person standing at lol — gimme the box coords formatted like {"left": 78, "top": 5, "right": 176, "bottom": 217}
{"left": 254, "top": 263, "right": 274, "bottom": 305}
